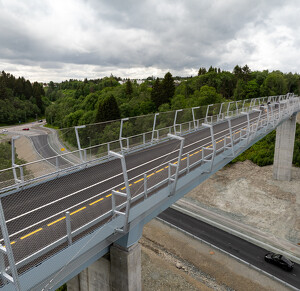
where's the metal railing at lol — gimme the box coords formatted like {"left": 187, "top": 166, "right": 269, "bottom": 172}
{"left": 0, "top": 94, "right": 299, "bottom": 290}
{"left": 1, "top": 94, "right": 298, "bottom": 195}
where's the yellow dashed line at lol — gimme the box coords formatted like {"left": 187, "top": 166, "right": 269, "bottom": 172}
{"left": 106, "top": 193, "right": 112, "bottom": 198}
{"left": 4, "top": 241, "right": 16, "bottom": 247}
{"left": 147, "top": 173, "right": 155, "bottom": 178}
{"left": 165, "top": 166, "right": 169, "bottom": 168}
{"left": 134, "top": 178, "right": 144, "bottom": 184}
{"left": 70, "top": 207, "right": 86, "bottom": 215}
{"left": 174, "top": 161, "right": 178, "bottom": 164}
{"left": 47, "top": 216, "right": 66, "bottom": 226}
{"left": 21, "top": 228, "right": 43, "bottom": 240}
{"left": 89, "top": 198, "right": 104, "bottom": 206}
{"left": 121, "top": 187, "right": 126, "bottom": 190}
{"left": 181, "top": 157, "right": 187, "bottom": 161}
{"left": 156, "top": 168, "right": 164, "bottom": 173}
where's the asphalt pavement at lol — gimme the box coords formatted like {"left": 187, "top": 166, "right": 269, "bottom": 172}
{"left": 158, "top": 208, "right": 300, "bottom": 289}
{"left": 30, "top": 134, "right": 71, "bottom": 167}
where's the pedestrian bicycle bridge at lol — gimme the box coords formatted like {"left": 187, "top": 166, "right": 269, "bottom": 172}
{"left": 0, "top": 94, "right": 299, "bottom": 290}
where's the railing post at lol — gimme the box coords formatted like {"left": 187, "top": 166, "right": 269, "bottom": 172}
{"left": 205, "top": 104, "right": 213, "bottom": 123}
{"left": 11, "top": 136, "right": 21, "bottom": 184}
{"left": 186, "top": 154, "right": 190, "bottom": 173}
{"left": 225, "top": 117, "right": 235, "bottom": 157}
{"left": 174, "top": 109, "right": 183, "bottom": 135}
{"left": 226, "top": 102, "right": 233, "bottom": 118}
{"left": 74, "top": 125, "right": 86, "bottom": 163}
{"left": 108, "top": 151, "right": 131, "bottom": 232}
{"left": 65, "top": 211, "right": 72, "bottom": 246}
{"left": 252, "top": 109, "right": 262, "bottom": 137}
{"left": 0, "top": 198, "right": 20, "bottom": 290}
{"left": 218, "top": 103, "right": 224, "bottom": 121}
{"left": 192, "top": 107, "right": 199, "bottom": 129}
{"left": 119, "top": 118, "right": 129, "bottom": 152}
{"left": 167, "top": 134, "right": 185, "bottom": 195}
{"left": 56, "top": 156, "right": 60, "bottom": 171}
{"left": 202, "top": 123, "right": 216, "bottom": 172}
{"left": 151, "top": 113, "right": 159, "bottom": 143}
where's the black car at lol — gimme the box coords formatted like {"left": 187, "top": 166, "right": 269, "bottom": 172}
{"left": 264, "top": 252, "right": 294, "bottom": 271}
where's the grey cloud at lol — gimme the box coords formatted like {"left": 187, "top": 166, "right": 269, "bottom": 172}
{"left": 0, "top": 0, "right": 299, "bottom": 81}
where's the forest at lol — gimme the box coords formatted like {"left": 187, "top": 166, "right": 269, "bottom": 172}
{"left": 1, "top": 65, "right": 300, "bottom": 167}
{"left": 44, "top": 65, "right": 300, "bottom": 130}
{"left": 0, "top": 71, "right": 49, "bottom": 124}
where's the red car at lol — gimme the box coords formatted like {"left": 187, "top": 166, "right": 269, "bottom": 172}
{"left": 22, "top": 128, "right": 30, "bottom": 131}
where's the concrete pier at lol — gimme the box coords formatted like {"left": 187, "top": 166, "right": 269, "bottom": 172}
{"left": 67, "top": 256, "right": 111, "bottom": 291}
{"left": 110, "top": 243, "right": 142, "bottom": 291}
{"left": 66, "top": 243, "right": 141, "bottom": 291}
{"left": 273, "top": 114, "right": 297, "bottom": 181}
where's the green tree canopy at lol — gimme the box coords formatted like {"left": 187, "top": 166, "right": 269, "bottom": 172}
{"left": 95, "top": 94, "right": 121, "bottom": 123}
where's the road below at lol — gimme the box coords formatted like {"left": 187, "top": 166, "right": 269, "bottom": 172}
{"left": 158, "top": 208, "right": 300, "bottom": 289}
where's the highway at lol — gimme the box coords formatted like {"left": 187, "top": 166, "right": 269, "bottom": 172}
{"left": 159, "top": 208, "right": 300, "bottom": 289}
{"left": 0, "top": 110, "right": 268, "bottom": 271}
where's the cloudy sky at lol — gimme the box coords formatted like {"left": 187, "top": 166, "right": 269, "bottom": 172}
{"left": 0, "top": 0, "right": 299, "bottom": 82}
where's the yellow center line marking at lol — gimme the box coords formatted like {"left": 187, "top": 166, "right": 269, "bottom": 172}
{"left": 89, "top": 198, "right": 104, "bottom": 206}
{"left": 121, "top": 187, "right": 126, "bottom": 190}
{"left": 134, "top": 178, "right": 144, "bottom": 184}
{"left": 47, "top": 216, "right": 66, "bottom": 226}
{"left": 155, "top": 168, "right": 164, "bottom": 173}
{"left": 106, "top": 193, "right": 112, "bottom": 198}
{"left": 174, "top": 161, "right": 178, "bottom": 164}
{"left": 21, "top": 228, "right": 43, "bottom": 240}
{"left": 165, "top": 166, "right": 169, "bottom": 168}
{"left": 147, "top": 173, "right": 155, "bottom": 178}
{"left": 194, "top": 151, "right": 200, "bottom": 154}
{"left": 129, "top": 184, "right": 132, "bottom": 186}
{"left": 10, "top": 241, "right": 16, "bottom": 245}
{"left": 70, "top": 207, "right": 86, "bottom": 215}
{"left": 181, "top": 157, "right": 187, "bottom": 160}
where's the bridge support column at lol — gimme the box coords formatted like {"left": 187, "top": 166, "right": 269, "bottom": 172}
{"left": 110, "top": 242, "right": 141, "bottom": 291}
{"left": 273, "top": 114, "right": 296, "bottom": 181}
{"left": 66, "top": 256, "right": 111, "bottom": 291}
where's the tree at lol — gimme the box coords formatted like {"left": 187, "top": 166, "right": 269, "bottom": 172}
{"left": 125, "top": 79, "right": 133, "bottom": 96}
{"left": 95, "top": 94, "right": 121, "bottom": 123}
{"left": 260, "top": 72, "right": 287, "bottom": 96}
{"left": 0, "top": 78, "right": 7, "bottom": 100}
{"left": 151, "top": 78, "right": 163, "bottom": 109}
{"left": 198, "top": 67, "right": 207, "bottom": 76}
{"left": 161, "top": 72, "right": 175, "bottom": 104}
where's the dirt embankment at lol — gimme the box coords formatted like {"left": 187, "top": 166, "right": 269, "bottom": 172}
{"left": 184, "top": 160, "right": 300, "bottom": 246}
